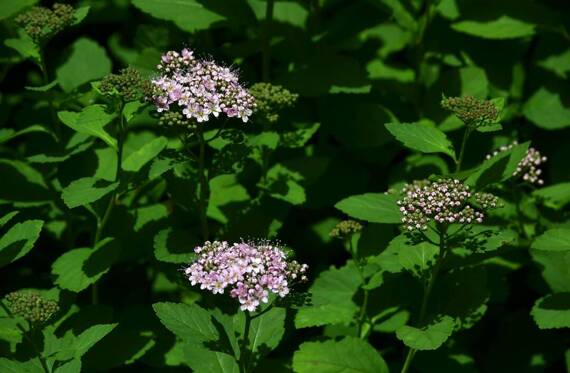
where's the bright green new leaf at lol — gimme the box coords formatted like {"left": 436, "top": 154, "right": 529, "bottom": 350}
{"left": 58, "top": 105, "right": 117, "bottom": 149}
{"left": 531, "top": 293, "right": 570, "bottom": 329}
{"left": 56, "top": 38, "right": 111, "bottom": 92}
{"left": 0, "top": 220, "right": 43, "bottom": 267}
{"left": 293, "top": 337, "right": 389, "bottom": 373}
{"left": 452, "top": 15, "right": 535, "bottom": 39}
{"left": 385, "top": 122, "right": 456, "bottom": 160}
{"left": 396, "top": 316, "right": 455, "bottom": 350}
{"left": 335, "top": 193, "right": 401, "bottom": 224}
{"left": 61, "top": 177, "right": 118, "bottom": 209}
{"left": 152, "top": 302, "right": 218, "bottom": 342}
{"left": 523, "top": 88, "right": 570, "bottom": 130}
{"left": 122, "top": 136, "right": 168, "bottom": 172}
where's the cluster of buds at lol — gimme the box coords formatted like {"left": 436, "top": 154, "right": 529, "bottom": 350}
{"left": 441, "top": 95, "right": 498, "bottom": 128}
{"left": 185, "top": 240, "right": 308, "bottom": 312}
{"left": 15, "top": 3, "right": 75, "bottom": 44}
{"left": 397, "top": 179, "right": 498, "bottom": 231}
{"left": 330, "top": 220, "right": 363, "bottom": 239}
{"left": 249, "top": 83, "right": 298, "bottom": 123}
{"left": 99, "top": 67, "right": 151, "bottom": 102}
{"left": 3, "top": 291, "right": 59, "bottom": 325}
{"left": 158, "top": 111, "right": 193, "bottom": 129}
{"left": 149, "top": 48, "right": 256, "bottom": 124}
{"left": 486, "top": 142, "right": 547, "bottom": 185}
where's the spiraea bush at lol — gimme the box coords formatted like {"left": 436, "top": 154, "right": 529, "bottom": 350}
{"left": 1, "top": 1, "right": 569, "bottom": 372}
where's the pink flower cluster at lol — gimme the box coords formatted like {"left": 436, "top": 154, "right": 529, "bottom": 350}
{"left": 486, "top": 142, "right": 547, "bottom": 185}
{"left": 184, "top": 240, "right": 308, "bottom": 312}
{"left": 397, "top": 179, "right": 491, "bottom": 231}
{"left": 150, "top": 48, "right": 256, "bottom": 123}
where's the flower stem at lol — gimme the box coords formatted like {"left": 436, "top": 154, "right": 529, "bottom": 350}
{"left": 239, "top": 312, "right": 252, "bottom": 373}
{"left": 261, "top": 0, "right": 275, "bottom": 82}
{"left": 91, "top": 103, "right": 125, "bottom": 305}
{"left": 400, "top": 226, "right": 448, "bottom": 373}
{"left": 348, "top": 237, "right": 369, "bottom": 338}
{"left": 455, "top": 126, "right": 472, "bottom": 173}
{"left": 196, "top": 125, "right": 210, "bottom": 240}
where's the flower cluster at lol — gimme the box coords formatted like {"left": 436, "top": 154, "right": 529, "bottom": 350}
{"left": 3, "top": 291, "right": 59, "bottom": 324}
{"left": 249, "top": 82, "right": 298, "bottom": 123}
{"left": 397, "top": 179, "right": 498, "bottom": 231}
{"left": 441, "top": 95, "right": 498, "bottom": 128}
{"left": 486, "top": 142, "right": 547, "bottom": 185}
{"left": 185, "top": 240, "right": 308, "bottom": 312}
{"left": 149, "top": 48, "right": 256, "bottom": 124}
{"left": 99, "top": 67, "right": 151, "bottom": 102}
{"left": 15, "top": 3, "right": 75, "bottom": 44}
{"left": 330, "top": 220, "right": 363, "bottom": 239}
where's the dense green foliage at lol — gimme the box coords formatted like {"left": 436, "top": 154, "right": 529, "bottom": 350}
{"left": 1, "top": 0, "right": 569, "bottom": 372}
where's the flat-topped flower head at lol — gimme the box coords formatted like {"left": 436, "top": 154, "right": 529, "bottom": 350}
{"left": 397, "top": 179, "right": 498, "bottom": 231}
{"left": 15, "top": 3, "right": 75, "bottom": 44}
{"left": 149, "top": 48, "right": 256, "bottom": 124}
{"left": 184, "top": 240, "right": 308, "bottom": 312}
{"left": 441, "top": 95, "right": 498, "bottom": 128}
{"left": 330, "top": 220, "right": 363, "bottom": 239}
{"left": 249, "top": 82, "right": 298, "bottom": 123}
{"left": 486, "top": 141, "right": 547, "bottom": 185}
{"left": 4, "top": 291, "right": 59, "bottom": 325}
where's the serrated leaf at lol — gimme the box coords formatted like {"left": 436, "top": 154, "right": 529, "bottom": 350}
{"left": 533, "top": 182, "right": 570, "bottom": 210}
{"left": 56, "top": 38, "right": 111, "bottom": 92}
{"left": 396, "top": 316, "right": 455, "bottom": 350}
{"left": 61, "top": 177, "right": 118, "bottom": 209}
{"left": 58, "top": 105, "right": 117, "bottom": 149}
{"left": 531, "top": 229, "right": 570, "bottom": 293}
{"left": 398, "top": 242, "right": 439, "bottom": 279}
{"left": 122, "top": 136, "right": 168, "bottom": 172}
{"left": 295, "top": 262, "right": 361, "bottom": 328}
{"left": 452, "top": 15, "right": 535, "bottom": 39}
{"left": 4, "top": 31, "right": 39, "bottom": 61}
{"left": 153, "top": 228, "right": 196, "bottom": 264}
{"left": 335, "top": 193, "right": 400, "bottom": 224}
{"left": 183, "top": 344, "right": 239, "bottom": 373}
{"left": 523, "top": 88, "right": 570, "bottom": 130}
{"left": 152, "top": 302, "right": 218, "bottom": 342}
{"left": 0, "top": 220, "right": 43, "bottom": 267}
{"left": 385, "top": 122, "right": 456, "bottom": 160}
{"left": 531, "top": 293, "right": 570, "bottom": 329}
{"left": 293, "top": 337, "right": 389, "bottom": 373}
{"left": 55, "top": 324, "right": 117, "bottom": 360}
{"left": 234, "top": 307, "right": 285, "bottom": 356}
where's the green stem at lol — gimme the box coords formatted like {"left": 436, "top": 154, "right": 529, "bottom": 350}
{"left": 91, "top": 103, "right": 125, "bottom": 305}
{"left": 197, "top": 125, "right": 210, "bottom": 240}
{"left": 262, "top": 0, "right": 275, "bottom": 82}
{"left": 0, "top": 301, "right": 50, "bottom": 373}
{"left": 455, "top": 126, "right": 472, "bottom": 173}
{"left": 400, "top": 226, "right": 448, "bottom": 373}
{"left": 348, "top": 237, "right": 369, "bottom": 338}
{"left": 239, "top": 312, "right": 252, "bottom": 373}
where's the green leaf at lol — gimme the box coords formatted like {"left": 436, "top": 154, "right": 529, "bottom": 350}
{"left": 153, "top": 228, "right": 196, "bottom": 264}
{"left": 533, "top": 182, "right": 570, "bottom": 210}
{"left": 4, "top": 31, "right": 39, "bottom": 61}
{"left": 61, "top": 177, "right": 118, "bottom": 209}
{"left": 295, "top": 262, "right": 361, "bottom": 328}
{"left": 0, "top": 125, "right": 53, "bottom": 144}
{"left": 183, "top": 345, "right": 239, "bottom": 373}
{"left": 132, "top": 0, "right": 225, "bottom": 33}
{"left": 398, "top": 242, "right": 439, "bottom": 279}
{"left": 538, "top": 49, "right": 570, "bottom": 79}
{"left": 0, "top": 220, "right": 43, "bottom": 267}
{"left": 152, "top": 302, "right": 218, "bottom": 342}
{"left": 531, "top": 293, "right": 570, "bottom": 329}
{"left": 293, "top": 337, "right": 389, "bottom": 373}
{"left": 396, "top": 316, "right": 455, "bottom": 350}
{"left": 54, "top": 359, "right": 81, "bottom": 373}
{"left": 532, "top": 229, "right": 570, "bottom": 252}
{"left": 58, "top": 105, "right": 117, "bottom": 149}
{"left": 265, "top": 164, "right": 306, "bottom": 205}
{"left": 0, "top": 211, "right": 19, "bottom": 227}
{"left": 208, "top": 174, "right": 250, "bottom": 224}
{"left": 523, "top": 88, "right": 570, "bottom": 129}
{"left": 122, "top": 136, "right": 168, "bottom": 172}
{"left": 72, "top": 6, "right": 90, "bottom": 25}
{"left": 385, "top": 122, "right": 456, "bottom": 160}
{"left": 370, "top": 0, "right": 417, "bottom": 31}
{"left": 56, "top": 38, "right": 112, "bottom": 92}
{"left": 52, "top": 238, "right": 118, "bottom": 292}
{"left": 531, "top": 229, "right": 570, "bottom": 293}
{"left": 465, "top": 142, "right": 529, "bottom": 189}
{"left": 0, "top": 159, "right": 50, "bottom": 204}
{"left": 56, "top": 324, "right": 117, "bottom": 360}
{"left": 0, "top": 358, "right": 43, "bottom": 373}
{"left": 452, "top": 15, "right": 535, "bottom": 39}
{"left": 0, "top": 0, "right": 37, "bottom": 20}
{"left": 335, "top": 193, "right": 400, "bottom": 224}
{"left": 235, "top": 307, "right": 285, "bottom": 356}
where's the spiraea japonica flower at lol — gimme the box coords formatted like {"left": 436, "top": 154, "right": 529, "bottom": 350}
{"left": 15, "top": 3, "right": 75, "bottom": 44}
{"left": 249, "top": 82, "right": 298, "bottom": 123}
{"left": 149, "top": 48, "right": 256, "bottom": 124}
{"left": 184, "top": 240, "right": 308, "bottom": 312}
{"left": 486, "top": 142, "right": 547, "bottom": 185}
{"left": 3, "top": 291, "right": 59, "bottom": 325}
{"left": 99, "top": 67, "right": 151, "bottom": 102}
{"left": 330, "top": 220, "right": 363, "bottom": 239}
{"left": 441, "top": 95, "right": 498, "bottom": 128}
{"left": 397, "top": 179, "right": 499, "bottom": 231}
